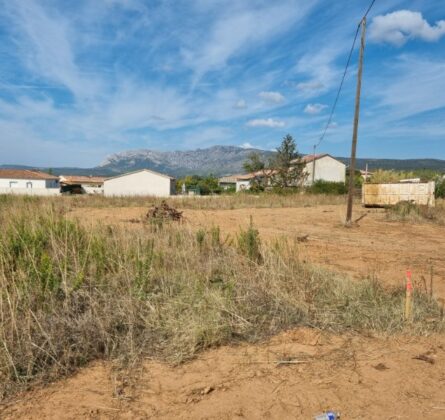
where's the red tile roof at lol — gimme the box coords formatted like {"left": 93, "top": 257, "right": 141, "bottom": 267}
{"left": 0, "top": 169, "right": 59, "bottom": 180}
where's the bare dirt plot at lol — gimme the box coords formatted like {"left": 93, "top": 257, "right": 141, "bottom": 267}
{"left": 69, "top": 204, "right": 445, "bottom": 299}
{"left": 2, "top": 203, "right": 445, "bottom": 419}
{"left": 2, "top": 329, "right": 445, "bottom": 419}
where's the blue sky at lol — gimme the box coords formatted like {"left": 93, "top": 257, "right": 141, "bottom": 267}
{"left": 0, "top": 0, "right": 444, "bottom": 167}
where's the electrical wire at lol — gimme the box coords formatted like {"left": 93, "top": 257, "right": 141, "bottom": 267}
{"left": 315, "top": 24, "right": 360, "bottom": 148}
{"left": 363, "top": 0, "right": 377, "bottom": 20}
{"left": 314, "top": 0, "right": 377, "bottom": 150}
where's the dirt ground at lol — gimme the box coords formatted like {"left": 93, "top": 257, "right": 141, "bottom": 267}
{"left": 2, "top": 329, "right": 445, "bottom": 419}
{"left": 3, "top": 203, "right": 445, "bottom": 419}
{"left": 69, "top": 204, "right": 445, "bottom": 298}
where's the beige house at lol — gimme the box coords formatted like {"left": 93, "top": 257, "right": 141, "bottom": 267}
{"left": 297, "top": 154, "right": 346, "bottom": 186}
{"left": 103, "top": 169, "right": 175, "bottom": 197}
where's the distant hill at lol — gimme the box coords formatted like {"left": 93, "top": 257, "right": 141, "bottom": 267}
{"left": 98, "top": 146, "right": 275, "bottom": 177}
{"left": 2, "top": 146, "right": 445, "bottom": 177}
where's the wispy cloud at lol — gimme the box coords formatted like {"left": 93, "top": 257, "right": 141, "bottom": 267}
{"left": 371, "top": 55, "right": 445, "bottom": 119}
{"left": 240, "top": 142, "right": 257, "bottom": 149}
{"left": 5, "top": 2, "right": 100, "bottom": 99}
{"left": 258, "top": 91, "right": 285, "bottom": 104}
{"left": 294, "top": 45, "right": 343, "bottom": 98}
{"left": 246, "top": 118, "right": 285, "bottom": 128}
{"left": 182, "top": 1, "right": 316, "bottom": 79}
{"left": 234, "top": 99, "right": 247, "bottom": 109}
{"left": 294, "top": 81, "right": 325, "bottom": 93}
{"left": 304, "top": 103, "right": 327, "bottom": 114}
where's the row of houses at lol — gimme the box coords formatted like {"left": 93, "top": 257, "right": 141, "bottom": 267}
{"left": 0, "top": 154, "right": 347, "bottom": 197}
{"left": 0, "top": 169, "right": 176, "bottom": 197}
{"left": 218, "top": 154, "right": 346, "bottom": 192}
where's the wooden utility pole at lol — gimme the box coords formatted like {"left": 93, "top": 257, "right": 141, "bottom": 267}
{"left": 346, "top": 17, "right": 366, "bottom": 225}
{"left": 311, "top": 144, "right": 316, "bottom": 185}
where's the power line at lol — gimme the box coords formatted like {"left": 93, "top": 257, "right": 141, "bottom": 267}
{"left": 315, "top": 0, "right": 377, "bottom": 150}
{"left": 315, "top": 24, "right": 360, "bottom": 148}
{"left": 363, "top": 0, "right": 377, "bottom": 19}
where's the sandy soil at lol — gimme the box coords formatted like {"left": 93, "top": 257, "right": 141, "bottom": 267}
{"left": 3, "top": 203, "right": 444, "bottom": 419}
{"left": 69, "top": 204, "right": 445, "bottom": 298}
{"left": 2, "top": 328, "right": 445, "bottom": 419}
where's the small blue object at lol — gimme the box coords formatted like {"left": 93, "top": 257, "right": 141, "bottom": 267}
{"left": 314, "top": 411, "right": 339, "bottom": 420}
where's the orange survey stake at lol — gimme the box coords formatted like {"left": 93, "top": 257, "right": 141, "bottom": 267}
{"left": 405, "top": 270, "right": 413, "bottom": 321}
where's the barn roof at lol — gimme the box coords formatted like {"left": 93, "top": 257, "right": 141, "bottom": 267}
{"left": 104, "top": 169, "right": 175, "bottom": 181}
{"left": 0, "top": 169, "right": 59, "bottom": 180}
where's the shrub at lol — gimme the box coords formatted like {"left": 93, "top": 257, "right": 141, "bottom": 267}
{"left": 237, "top": 217, "right": 262, "bottom": 263}
{"left": 435, "top": 177, "right": 445, "bottom": 199}
{"left": 306, "top": 180, "right": 347, "bottom": 195}
{"left": 386, "top": 201, "right": 445, "bottom": 225}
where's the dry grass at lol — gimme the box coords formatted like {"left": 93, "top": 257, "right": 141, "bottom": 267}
{"left": 0, "top": 192, "right": 347, "bottom": 211}
{"left": 386, "top": 199, "right": 445, "bottom": 225}
{"left": 0, "top": 196, "right": 443, "bottom": 399}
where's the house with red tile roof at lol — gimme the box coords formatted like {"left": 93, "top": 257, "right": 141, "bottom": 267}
{"left": 0, "top": 169, "right": 60, "bottom": 195}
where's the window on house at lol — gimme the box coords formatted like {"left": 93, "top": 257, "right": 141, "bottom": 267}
{"left": 26, "top": 182, "right": 33, "bottom": 189}
{"left": 9, "top": 181, "right": 18, "bottom": 188}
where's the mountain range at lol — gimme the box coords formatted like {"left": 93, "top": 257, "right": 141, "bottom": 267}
{"left": 2, "top": 146, "right": 445, "bottom": 178}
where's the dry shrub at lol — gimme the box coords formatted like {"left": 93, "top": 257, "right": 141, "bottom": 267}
{"left": 0, "top": 197, "right": 443, "bottom": 399}
{"left": 386, "top": 201, "right": 445, "bottom": 225}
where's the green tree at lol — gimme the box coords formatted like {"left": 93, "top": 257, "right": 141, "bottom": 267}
{"left": 176, "top": 174, "right": 221, "bottom": 195}
{"left": 243, "top": 152, "right": 265, "bottom": 173}
{"left": 242, "top": 152, "right": 268, "bottom": 192}
{"left": 270, "top": 134, "right": 305, "bottom": 188}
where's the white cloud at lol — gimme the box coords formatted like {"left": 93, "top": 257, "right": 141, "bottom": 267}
{"left": 234, "top": 99, "right": 247, "bottom": 109}
{"left": 246, "top": 118, "right": 285, "bottom": 128}
{"left": 304, "top": 103, "right": 327, "bottom": 114}
{"left": 295, "top": 81, "right": 325, "bottom": 92}
{"left": 6, "top": 2, "right": 100, "bottom": 99}
{"left": 294, "top": 46, "right": 342, "bottom": 98}
{"left": 369, "top": 10, "right": 445, "bottom": 46}
{"left": 258, "top": 91, "right": 285, "bottom": 104}
{"left": 371, "top": 55, "right": 445, "bottom": 119}
{"left": 240, "top": 142, "right": 256, "bottom": 149}
{"left": 182, "top": 1, "right": 315, "bottom": 78}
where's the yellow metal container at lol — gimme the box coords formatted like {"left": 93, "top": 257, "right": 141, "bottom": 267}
{"left": 362, "top": 182, "right": 435, "bottom": 207}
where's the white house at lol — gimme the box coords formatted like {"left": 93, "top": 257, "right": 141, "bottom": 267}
{"left": 229, "top": 153, "right": 346, "bottom": 192}
{"left": 103, "top": 169, "right": 176, "bottom": 197}
{"left": 234, "top": 169, "right": 277, "bottom": 192}
{"left": 0, "top": 169, "right": 60, "bottom": 196}
{"left": 218, "top": 175, "right": 239, "bottom": 190}
{"left": 299, "top": 154, "right": 346, "bottom": 186}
